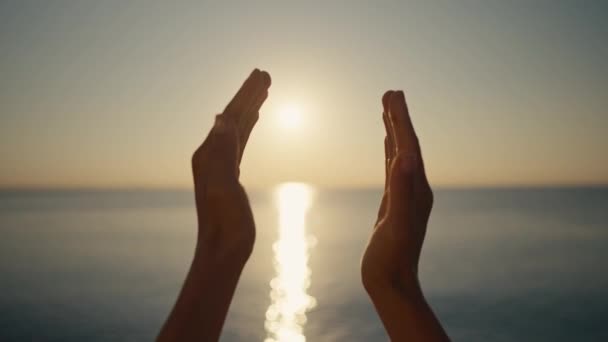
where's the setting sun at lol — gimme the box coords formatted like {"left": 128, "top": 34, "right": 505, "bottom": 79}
{"left": 277, "top": 104, "right": 303, "bottom": 129}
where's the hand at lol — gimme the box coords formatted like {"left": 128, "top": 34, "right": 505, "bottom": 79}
{"left": 361, "top": 90, "right": 433, "bottom": 293}
{"left": 158, "top": 69, "right": 271, "bottom": 342}
{"left": 360, "top": 91, "right": 448, "bottom": 341}
{"left": 192, "top": 69, "right": 271, "bottom": 265}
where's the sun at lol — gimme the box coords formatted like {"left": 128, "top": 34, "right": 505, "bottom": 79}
{"left": 278, "top": 104, "right": 303, "bottom": 129}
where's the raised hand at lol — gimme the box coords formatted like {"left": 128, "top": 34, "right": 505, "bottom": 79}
{"left": 158, "top": 69, "right": 271, "bottom": 342}
{"left": 361, "top": 90, "right": 449, "bottom": 341}
{"left": 362, "top": 90, "right": 433, "bottom": 289}
{"left": 192, "top": 69, "right": 271, "bottom": 263}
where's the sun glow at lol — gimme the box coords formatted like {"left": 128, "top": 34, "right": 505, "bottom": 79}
{"left": 277, "top": 104, "right": 303, "bottom": 129}
{"left": 265, "top": 183, "right": 317, "bottom": 342}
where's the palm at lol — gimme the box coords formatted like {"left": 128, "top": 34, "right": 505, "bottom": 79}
{"left": 362, "top": 90, "right": 433, "bottom": 290}
{"left": 191, "top": 69, "right": 271, "bottom": 260}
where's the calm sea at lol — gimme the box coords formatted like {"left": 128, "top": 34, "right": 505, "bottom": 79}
{"left": 1, "top": 187, "right": 607, "bottom": 341}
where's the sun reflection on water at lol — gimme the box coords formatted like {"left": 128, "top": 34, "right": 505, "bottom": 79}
{"left": 264, "top": 183, "right": 317, "bottom": 342}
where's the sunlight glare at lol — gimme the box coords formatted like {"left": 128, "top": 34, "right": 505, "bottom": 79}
{"left": 278, "top": 104, "right": 303, "bottom": 129}
{"left": 265, "top": 182, "right": 317, "bottom": 342}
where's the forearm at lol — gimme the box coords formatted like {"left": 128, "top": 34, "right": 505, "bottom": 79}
{"left": 366, "top": 279, "right": 450, "bottom": 342}
{"left": 157, "top": 245, "right": 247, "bottom": 342}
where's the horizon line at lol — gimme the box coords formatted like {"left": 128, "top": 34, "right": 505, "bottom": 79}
{"left": 1, "top": 183, "right": 607, "bottom": 192}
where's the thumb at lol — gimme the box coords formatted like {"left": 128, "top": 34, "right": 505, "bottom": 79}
{"left": 386, "top": 153, "right": 417, "bottom": 225}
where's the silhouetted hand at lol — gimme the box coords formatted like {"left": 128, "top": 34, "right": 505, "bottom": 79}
{"left": 361, "top": 90, "right": 449, "bottom": 341}
{"left": 192, "top": 69, "right": 271, "bottom": 264}
{"left": 158, "top": 69, "right": 271, "bottom": 342}
{"left": 361, "top": 90, "right": 433, "bottom": 291}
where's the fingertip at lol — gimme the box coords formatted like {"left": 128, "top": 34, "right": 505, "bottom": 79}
{"left": 247, "top": 69, "right": 261, "bottom": 83}
{"left": 382, "top": 90, "right": 394, "bottom": 112}
{"left": 260, "top": 70, "right": 271, "bottom": 88}
{"left": 250, "top": 69, "right": 262, "bottom": 86}
{"left": 397, "top": 90, "right": 407, "bottom": 107}
{"left": 389, "top": 90, "right": 406, "bottom": 111}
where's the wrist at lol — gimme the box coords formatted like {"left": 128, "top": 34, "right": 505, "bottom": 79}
{"left": 364, "top": 271, "right": 422, "bottom": 301}
{"left": 194, "top": 237, "right": 252, "bottom": 271}
{"left": 366, "top": 280, "right": 425, "bottom": 311}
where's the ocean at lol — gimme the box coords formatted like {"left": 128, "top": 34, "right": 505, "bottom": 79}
{"left": 1, "top": 186, "right": 607, "bottom": 341}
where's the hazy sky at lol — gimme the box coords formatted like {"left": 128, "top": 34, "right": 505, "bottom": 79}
{"left": 1, "top": 0, "right": 607, "bottom": 188}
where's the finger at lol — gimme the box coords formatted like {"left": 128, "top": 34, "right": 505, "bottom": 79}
{"left": 386, "top": 153, "right": 417, "bottom": 227}
{"left": 387, "top": 91, "right": 430, "bottom": 186}
{"left": 239, "top": 91, "right": 268, "bottom": 161}
{"left": 387, "top": 90, "right": 417, "bottom": 155}
{"left": 240, "top": 110, "right": 259, "bottom": 154}
{"left": 376, "top": 191, "right": 388, "bottom": 226}
{"left": 223, "top": 69, "right": 262, "bottom": 123}
{"left": 382, "top": 90, "right": 393, "bottom": 114}
{"left": 376, "top": 136, "right": 389, "bottom": 225}
{"left": 248, "top": 71, "right": 271, "bottom": 115}
{"left": 239, "top": 84, "right": 269, "bottom": 149}
{"left": 238, "top": 109, "right": 261, "bottom": 163}
{"left": 382, "top": 90, "right": 396, "bottom": 160}
{"left": 237, "top": 71, "right": 270, "bottom": 163}
{"left": 379, "top": 91, "right": 396, "bottom": 224}
{"left": 209, "top": 115, "right": 239, "bottom": 180}
{"left": 382, "top": 112, "right": 395, "bottom": 153}
{"left": 237, "top": 70, "right": 270, "bottom": 128}
{"left": 236, "top": 72, "right": 270, "bottom": 161}
{"left": 382, "top": 113, "right": 396, "bottom": 163}
{"left": 383, "top": 136, "right": 390, "bottom": 189}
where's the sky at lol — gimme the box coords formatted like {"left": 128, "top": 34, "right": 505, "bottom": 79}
{"left": 1, "top": 0, "right": 607, "bottom": 189}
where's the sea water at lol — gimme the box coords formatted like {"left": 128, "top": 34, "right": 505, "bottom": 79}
{"left": 1, "top": 187, "right": 607, "bottom": 341}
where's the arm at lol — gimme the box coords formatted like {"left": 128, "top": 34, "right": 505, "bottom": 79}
{"left": 361, "top": 90, "right": 450, "bottom": 341}
{"left": 157, "top": 69, "right": 271, "bottom": 342}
